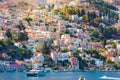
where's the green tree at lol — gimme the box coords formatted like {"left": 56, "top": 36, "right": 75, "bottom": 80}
{"left": 62, "top": 48, "right": 68, "bottom": 53}
{"left": 93, "top": 17, "right": 101, "bottom": 26}
{"left": 18, "top": 32, "right": 28, "bottom": 41}
{"left": 3, "top": 38, "right": 13, "bottom": 47}
{"left": 52, "top": 9, "right": 59, "bottom": 15}
{"left": 10, "top": 29, "right": 17, "bottom": 34}
{"left": 91, "top": 31, "right": 100, "bottom": 38}
{"left": 41, "top": 41, "right": 51, "bottom": 54}
{"left": 81, "top": 9, "right": 85, "bottom": 16}
{"left": 18, "top": 1, "right": 28, "bottom": 6}
{"left": 99, "top": 25, "right": 104, "bottom": 33}
{"left": 53, "top": 28, "right": 56, "bottom": 32}
{"left": 0, "top": 40, "right": 5, "bottom": 51}
{"left": 23, "top": 17, "right": 33, "bottom": 26}
{"left": 82, "top": 14, "right": 88, "bottom": 22}
{"left": 10, "top": 29, "right": 17, "bottom": 40}
{"left": 91, "top": 31, "right": 100, "bottom": 42}
{"left": 16, "top": 21, "right": 25, "bottom": 30}
{"left": 19, "top": 48, "right": 33, "bottom": 60}
{"left": 48, "top": 4, "right": 54, "bottom": 12}
{"left": 73, "top": 6, "right": 80, "bottom": 14}
{"left": 62, "top": 5, "right": 69, "bottom": 13}
{"left": 67, "top": 8, "right": 74, "bottom": 15}
{"left": 103, "top": 27, "right": 117, "bottom": 39}
{"left": 65, "top": 29, "right": 70, "bottom": 34}
{"left": 103, "top": 39, "right": 107, "bottom": 48}
{"left": 77, "top": 25, "right": 82, "bottom": 29}
{"left": 39, "top": 4, "right": 45, "bottom": 9}
{"left": 78, "top": 11, "right": 81, "bottom": 17}
{"left": 5, "top": 29, "right": 12, "bottom": 39}
{"left": 39, "top": 19, "right": 43, "bottom": 23}
{"left": 85, "top": 49, "right": 102, "bottom": 59}
{"left": 112, "top": 43, "right": 116, "bottom": 49}
{"left": 73, "top": 49, "right": 81, "bottom": 57}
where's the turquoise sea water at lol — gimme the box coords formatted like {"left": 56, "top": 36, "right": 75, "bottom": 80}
{"left": 0, "top": 72, "right": 120, "bottom": 80}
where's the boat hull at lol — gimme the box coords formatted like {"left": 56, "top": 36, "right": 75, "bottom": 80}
{"left": 26, "top": 72, "right": 45, "bottom": 77}
{"left": 27, "top": 73, "right": 38, "bottom": 77}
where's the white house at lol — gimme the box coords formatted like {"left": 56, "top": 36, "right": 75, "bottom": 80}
{"left": 95, "top": 10, "right": 100, "bottom": 16}
{"left": 114, "top": 56, "right": 120, "bottom": 63}
{"left": 74, "top": 40, "right": 80, "bottom": 47}
{"left": 34, "top": 54, "right": 45, "bottom": 66}
{"left": 68, "top": 28, "right": 77, "bottom": 35}
{"left": 32, "top": 10, "right": 40, "bottom": 16}
{"left": 69, "top": 1, "right": 78, "bottom": 6}
{"left": 61, "top": 34, "right": 70, "bottom": 40}
{"left": 95, "top": 60, "right": 103, "bottom": 67}
{"left": 60, "top": 52, "right": 69, "bottom": 61}
{"left": 71, "top": 15, "right": 79, "bottom": 21}
{"left": 117, "top": 44, "right": 120, "bottom": 49}
{"left": 27, "top": 39, "right": 35, "bottom": 51}
{"left": 51, "top": 52, "right": 69, "bottom": 61}
{"left": 14, "top": 42, "right": 23, "bottom": 48}
{"left": 0, "top": 61, "right": 5, "bottom": 71}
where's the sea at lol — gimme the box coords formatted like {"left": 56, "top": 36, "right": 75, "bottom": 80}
{"left": 0, "top": 72, "right": 120, "bottom": 80}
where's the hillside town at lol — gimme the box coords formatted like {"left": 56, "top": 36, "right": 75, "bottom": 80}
{"left": 0, "top": 0, "right": 120, "bottom": 72}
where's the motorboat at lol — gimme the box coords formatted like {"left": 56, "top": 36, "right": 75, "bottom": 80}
{"left": 26, "top": 50, "right": 46, "bottom": 77}
{"left": 26, "top": 69, "right": 45, "bottom": 77}
{"left": 100, "top": 75, "right": 107, "bottom": 79}
{"left": 79, "top": 75, "right": 86, "bottom": 80}
{"left": 100, "top": 75, "right": 120, "bottom": 80}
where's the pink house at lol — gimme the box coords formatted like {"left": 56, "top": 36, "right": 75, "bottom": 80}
{"left": 70, "top": 57, "right": 79, "bottom": 70}
{"left": 5, "top": 61, "right": 25, "bottom": 72}
{"left": 9, "top": 62, "right": 21, "bottom": 68}
{"left": 104, "top": 49, "right": 116, "bottom": 57}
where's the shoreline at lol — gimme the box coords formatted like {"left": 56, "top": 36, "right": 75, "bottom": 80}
{"left": 55, "top": 70, "right": 120, "bottom": 72}
{"left": 1, "top": 70, "right": 120, "bottom": 73}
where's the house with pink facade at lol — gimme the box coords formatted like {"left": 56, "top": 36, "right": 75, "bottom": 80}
{"left": 69, "top": 57, "right": 79, "bottom": 71}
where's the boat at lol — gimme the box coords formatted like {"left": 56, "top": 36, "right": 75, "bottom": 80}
{"left": 100, "top": 75, "right": 120, "bottom": 80}
{"left": 100, "top": 75, "right": 107, "bottom": 79}
{"left": 26, "top": 64, "right": 45, "bottom": 77}
{"left": 26, "top": 69, "right": 45, "bottom": 77}
{"left": 79, "top": 75, "right": 86, "bottom": 80}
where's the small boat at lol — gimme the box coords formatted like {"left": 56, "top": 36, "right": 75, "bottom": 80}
{"left": 79, "top": 75, "right": 86, "bottom": 80}
{"left": 26, "top": 70, "right": 45, "bottom": 77}
{"left": 26, "top": 53, "right": 46, "bottom": 77}
{"left": 100, "top": 75, "right": 107, "bottom": 79}
{"left": 100, "top": 75, "right": 120, "bottom": 80}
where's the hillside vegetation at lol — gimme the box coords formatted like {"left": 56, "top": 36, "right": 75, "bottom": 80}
{"left": 2, "top": 0, "right": 41, "bottom": 6}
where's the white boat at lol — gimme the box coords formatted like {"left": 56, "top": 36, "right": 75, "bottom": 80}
{"left": 100, "top": 75, "right": 120, "bottom": 80}
{"left": 26, "top": 69, "right": 45, "bottom": 77}
{"left": 100, "top": 75, "right": 108, "bottom": 79}
{"left": 79, "top": 75, "right": 86, "bottom": 80}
